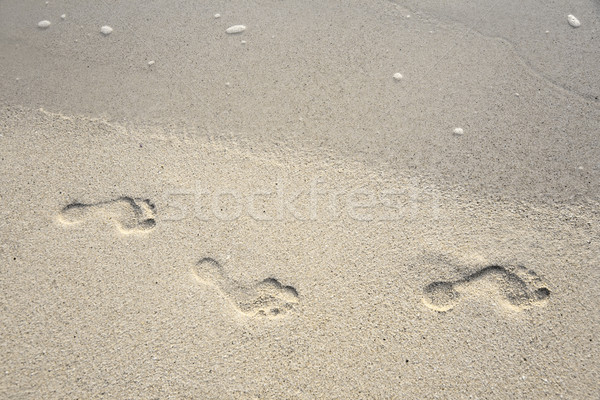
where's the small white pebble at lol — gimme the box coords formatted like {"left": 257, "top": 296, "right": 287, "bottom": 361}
{"left": 61, "top": 14, "right": 66, "bottom": 20}
{"left": 577, "top": 166, "right": 584, "bottom": 170}
{"left": 453, "top": 127, "right": 464, "bottom": 135}
{"left": 100, "top": 25, "right": 113, "bottom": 35}
{"left": 406, "top": 15, "right": 410, "bottom": 18}
{"left": 515, "top": 93, "right": 520, "bottom": 97}
{"left": 214, "top": 13, "right": 221, "bottom": 18}
{"left": 148, "top": 60, "right": 155, "bottom": 66}
{"left": 545, "top": 30, "right": 550, "bottom": 34}
{"left": 393, "top": 72, "right": 403, "bottom": 81}
{"left": 15, "top": 77, "right": 20, "bottom": 81}
{"left": 241, "top": 40, "right": 246, "bottom": 44}
{"left": 225, "top": 82, "right": 231, "bottom": 87}
{"left": 226, "top": 25, "right": 246, "bottom": 34}
{"left": 38, "top": 20, "right": 51, "bottom": 29}
{"left": 567, "top": 15, "right": 581, "bottom": 28}
{"left": 45, "top": 1, "right": 49, "bottom": 4}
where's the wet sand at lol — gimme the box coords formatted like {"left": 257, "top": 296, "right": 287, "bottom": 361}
{"left": 1, "top": 1, "right": 599, "bottom": 398}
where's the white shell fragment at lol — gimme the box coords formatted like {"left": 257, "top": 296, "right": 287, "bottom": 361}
{"left": 100, "top": 25, "right": 113, "bottom": 35}
{"left": 453, "top": 127, "right": 464, "bottom": 135}
{"left": 148, "top": 60, "right": 155, "bottom": 66}
{"left": 393, "top": 72, "right": 403, "bottom": 81}
{"left": 214, "top": 13, "right": 221, "bottom": 18}
{"left": 226, "top": 25, "right": 246, "bottom": 34}
{"left": 61, "top": 14, "right": 66, "bottom": 20}
{"left": 567, "top": 15, "right": 581, "bottom": 28}
{"left": 38, "top": 20, "right": 51, "bottom": 29}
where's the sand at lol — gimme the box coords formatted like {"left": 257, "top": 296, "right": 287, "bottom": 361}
{"left": 0, "top": 0, "right": 599, "bottom": 399}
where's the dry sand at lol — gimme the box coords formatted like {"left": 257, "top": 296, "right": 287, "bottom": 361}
{"left": 1, "top": 0, "right": 599, "bottom": 399}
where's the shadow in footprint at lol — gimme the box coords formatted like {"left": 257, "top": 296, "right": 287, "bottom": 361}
{"left": 192, "top": 257, "right": 299, "bottom": 318}
{"left": 423, "top": 265, "right": 550, "bottom": 312}
{"left": 58, "top": 197, "right": 156, "bottom": 234}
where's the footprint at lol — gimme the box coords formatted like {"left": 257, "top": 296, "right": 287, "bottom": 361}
{"left": 422, "top": 265, "right": 550, "bottom": 312}
{"left": 192, "top": 258, "right": 299, "bottom": 317}
{"left": 58, "top": 197, "right": 156, "bottom": 234}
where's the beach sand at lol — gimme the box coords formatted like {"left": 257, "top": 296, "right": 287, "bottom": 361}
{"left": 1, "top": 1, "right": 599, "bottom": 398}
